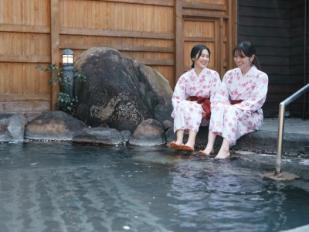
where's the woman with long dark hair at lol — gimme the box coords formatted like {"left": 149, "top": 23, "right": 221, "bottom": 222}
{"left": 169, "top": 44, "right": 220, "bottom": 151}
{"left": 200, "top": 41, "right": 268, "bottom": 159}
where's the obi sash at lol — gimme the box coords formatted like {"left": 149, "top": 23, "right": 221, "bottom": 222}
{"left": 187, "top": 96, "right": 211, "bottom": 120}
{"left": 230, "top": 99, "right": 243, "bottom": 105}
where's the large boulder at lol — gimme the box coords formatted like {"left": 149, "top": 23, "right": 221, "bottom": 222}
{"left": 74, "top": 47, "right": 173, "bottom": 132}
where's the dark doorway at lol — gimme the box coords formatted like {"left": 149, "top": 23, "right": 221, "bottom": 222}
{"left": 237, "top": 0, "right": 308, "bottom": 118}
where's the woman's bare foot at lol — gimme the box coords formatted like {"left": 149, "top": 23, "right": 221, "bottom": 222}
{"left": 185, "top": 142, "right": 194, "bottom": 149}
{"left": 175, "top": 141, "right": 184, "bottom": 145}
{"left": 180, "top": 144, "right": 194, "bottom": 152}
{"left": 199, "top": 147, "right": 213, "bottom": 156}
{"left": 215, "top": 138, "right": 230, "bottom": 159}
{"left": 168, "top": 141, "right": 184, "bottom": 149}
{"left": 215, "top": 150, "right": 230, "bottom": 159}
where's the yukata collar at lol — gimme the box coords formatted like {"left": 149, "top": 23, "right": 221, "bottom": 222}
{"left": 192, "top": 67, "right": 207, "bottom": 78}
{"left": 238, "top": 65, "right": 257, "bottom": 78}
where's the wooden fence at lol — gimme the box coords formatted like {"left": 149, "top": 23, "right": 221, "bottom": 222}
{"left": 0, "top": 0, "right": 236, "bottom": 113}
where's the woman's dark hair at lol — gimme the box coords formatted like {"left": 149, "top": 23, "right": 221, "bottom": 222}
{"left": 191, "top": 44, "right": 210, "bottom": 68}
{"left": 233, "top": 41, "right": 261, "bottom": 69}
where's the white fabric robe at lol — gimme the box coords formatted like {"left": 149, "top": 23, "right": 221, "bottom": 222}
{"left": 209, "top": 66, "right": 268, "bottom": 145}
{"left": 172, "top": 68, "right": 221, "bottom": 133}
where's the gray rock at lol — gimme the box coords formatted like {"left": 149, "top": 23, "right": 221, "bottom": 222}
{"left": 7, "top": 115, "right": 26, "bottom": 142}
{"left": 25, "top": 111, "right": 86, "bottom": 141}
{"left": 0, "top": 114, "right": 26, "bottom": 142}
{"left": 280, "top": 224, "right": 309, "bottom": 232}
{"left": 139, "top": 65, "right": 173, "bottom": 123}
{"left": 73, "top": 127, "right": 126, "bottom": 146}
{"left": 120, "top": 130, "right": 131, "bottom": 143}
{"left": 165, "top": 127, "right": 176, "bottom": 143}
{"left": 129, "top": 119, "right": 165, "bottom": 146}
{"left": 162, "top": 120, "right": 173, "bottom": 130}
{"left": 74, "top": 47, "right": 173, "bottom": 132}
{"left": 162, "top": 120, "right": 174, "bottom": 130}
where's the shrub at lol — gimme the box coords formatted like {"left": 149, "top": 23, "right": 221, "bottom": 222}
{"left": 37, "top": 64, "right": 86, "bottom": 114}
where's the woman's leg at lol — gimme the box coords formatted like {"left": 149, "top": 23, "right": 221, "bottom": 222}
{"left": 185, "top": 130, "right": 197, "bottom": 149}
{"left": 175, "top": 129, "right": 184, "bottom": 145}
{"left": 200, "top": 131, "right": 216, "bottom": 155}
{"left": 214, "top": 105, "right": 241, "bottom": 159}
{"left": 215, "top": 138, "right": 230, "bottom": 159}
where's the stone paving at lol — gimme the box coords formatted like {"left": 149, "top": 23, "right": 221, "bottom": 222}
{"left": 236, "top": 118, "right": 309, "bottom": 155}
{"left": 195, "top": 118, "right": 309, "bottom": 156}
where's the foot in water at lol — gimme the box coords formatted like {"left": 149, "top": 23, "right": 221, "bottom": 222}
{"left": 169, "top": 141, "right": 184, "bottom": 150}
{"left": 168, "top": 141, "right": 194, "bottom": 152}
{"left": 198, "top": 147, "right": 213, "bottom": 156}
{"left": 215, "top": 150, "right": 230, "bottom": 159}
{"left": 180, "top": 144, "right": 194, "bottom": 152}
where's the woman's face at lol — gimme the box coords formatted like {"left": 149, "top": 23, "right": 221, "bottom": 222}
{"left": 234, "top": 51, "right": 253, "bottom": 72}
{"left": 194, "top": 49, "right": 209, "bottom": 70}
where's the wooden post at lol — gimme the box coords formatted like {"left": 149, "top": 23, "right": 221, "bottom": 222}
{"left": 175, "top": 0, "right": 184, "bottom": 85}
{"left": 219, "top": 18, "right": 224, "bottom": 75}
{"left": 215, "top": 20, "right": 220, "bottom": 75}
{"left": 228, "top": 0, "right": 237, "bottom": 69}
{"left": 227, "top": 0, "right": 233, "bottom": 69}
{"left": 50, "top": 0, "right": 60, "bottom": 110}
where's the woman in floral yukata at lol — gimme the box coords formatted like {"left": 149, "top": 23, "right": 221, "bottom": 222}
{"left": 200, "top": 41, "right": 268, "bottom": 159}
{"left": 169, "top": 44, "right": 221, "bottom": 152}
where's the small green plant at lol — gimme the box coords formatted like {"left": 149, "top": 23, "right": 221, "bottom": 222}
{"left": 37, "top": 64, "right": 86, "bottom": 114}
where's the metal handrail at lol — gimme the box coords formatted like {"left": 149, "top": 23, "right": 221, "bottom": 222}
{"left": 276, "top": 83, "right": 309, "bottom": 174}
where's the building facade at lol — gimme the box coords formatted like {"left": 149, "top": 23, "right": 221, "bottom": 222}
{"left": 0, "top": 0, "right": 307, "bottom": 117}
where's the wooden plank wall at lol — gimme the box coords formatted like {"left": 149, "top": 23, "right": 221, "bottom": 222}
{"left": 238, "top": 0, "right": 307, "bottom": 117}
{"left": 0, "top": 0, "right": 236, "bottom": 114}
{"left": 290, "top": 0, "right": 307, "bottom": 118}
{"left": 0, "top": 0, "right": 51, "bottom": 113}
{"left": 59, "top": 0, "right": 175, "bottom": 82}
{"left": 306, "top": 0, "right": 309, "bottom": 118}
{"left": 304, "top": 0, "right": 309, "bottom": 118}
{"left": 178, "top": 0, "right": 237, "bottom": 78}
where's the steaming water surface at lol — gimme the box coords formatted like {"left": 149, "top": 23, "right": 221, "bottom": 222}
{"left": 0, "top": 143, "right": 309, "bottom": 232}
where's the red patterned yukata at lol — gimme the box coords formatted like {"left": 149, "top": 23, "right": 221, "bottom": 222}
{"left": 209, "top": 66, "right": 268, "bottom": 145}
{"left": 172, "top": 68, "right": 221, "bottom": 133}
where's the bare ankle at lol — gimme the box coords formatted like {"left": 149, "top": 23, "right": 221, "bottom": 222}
{"left": 200, "top": 146, "right": 213, "bottom": 156}
{"left": 185, "top": 143, "right": 194, "bottom": 149}
{"left": 205, "top": 146, "right": 213, "bottom": 153}
{"left": 175, "top": 140, "right": 183, "bottom": 145}
{"left": 215, "top": 150, "right": 230, "bottom": 159}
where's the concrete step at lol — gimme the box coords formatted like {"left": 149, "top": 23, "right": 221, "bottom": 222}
{"left": 195, "top": 118, "right": 309, "bottom": 157}
{"left": 236, "top": 118, "right": 309, "bottom": 156}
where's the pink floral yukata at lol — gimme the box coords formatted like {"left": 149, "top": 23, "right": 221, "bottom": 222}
{"left": 172, "top": 68, "right": 220, "bottom": 133}
{"left": 210, "top": 65, "right": 268, "bottom": 145}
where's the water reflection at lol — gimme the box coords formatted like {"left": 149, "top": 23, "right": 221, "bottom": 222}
{"left": 166, "top": 156, "right": 308, "bottom": 232}
{"left": 0, "top": 143, "right": 308, "bottom": 232}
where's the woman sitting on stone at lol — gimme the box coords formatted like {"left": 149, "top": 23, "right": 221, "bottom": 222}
{"left": 169, "top": 44, "right": 221, "bottom": 152}
{"left": 200, "top": 40, "right": 269, "bottom": 159}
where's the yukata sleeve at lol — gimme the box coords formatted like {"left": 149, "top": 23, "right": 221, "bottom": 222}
{"left": 172, "top": 75, "right": 188, "bottom": 108}
{"left": 209, "top": 71, "right": 221, "bottom": 103}
{"left": 212, "top": 73, "right": 230, "bottom": 104}
{"left": 235, "top": 73, "right": 269, "bottom": 112}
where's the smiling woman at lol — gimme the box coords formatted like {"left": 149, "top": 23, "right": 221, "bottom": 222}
{"left": 169, "top": 44, "right": 221, "bottom": 152}
{"left": 201, "top": 41, "right": 269, "bottom": 159}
